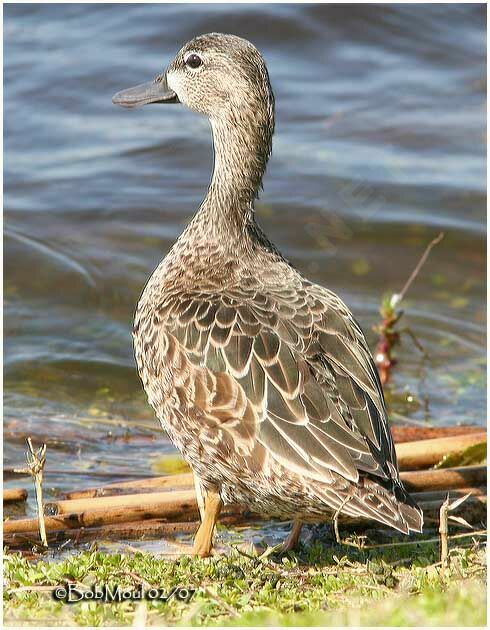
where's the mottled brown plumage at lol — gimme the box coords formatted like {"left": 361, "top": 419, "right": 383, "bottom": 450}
{"left": 113, "top": 33, "right": 423, "bottom": 555}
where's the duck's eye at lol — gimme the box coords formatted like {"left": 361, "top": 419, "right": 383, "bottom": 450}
{"left": 185, "top": 53, "right": 202, "bottom": 69}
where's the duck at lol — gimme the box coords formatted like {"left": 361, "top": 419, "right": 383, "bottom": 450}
{"left": 112, "top": 33, "right": 423, "bottom": 557}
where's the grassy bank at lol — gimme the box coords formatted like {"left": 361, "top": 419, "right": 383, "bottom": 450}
{"left": 3, "top": 533, "right": 486, "bottom": 627}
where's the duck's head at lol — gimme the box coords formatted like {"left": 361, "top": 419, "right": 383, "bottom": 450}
{"left": 112, "top": 33, "right": 274, "bottom": 126}
{"left": 113, "top": 33, "right": 275, "bottom": 201}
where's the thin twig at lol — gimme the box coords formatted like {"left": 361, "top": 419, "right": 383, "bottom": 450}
{"left": 398, "top": 327, "right": 428, "bottom": 357}
{"left": 361, "top": 529, "right": 486, "bottom": 550}
{"left": 439, "top": 492, "right": 472, "bottom": 566}
{"left": 332, "top": 496, "right": 350, "bottom": 544}
{"left": 8, "top": 585, "right": 59, "bottom": 593}
{"left": 374, "top": 232, "right": 444, "bottom": 384}
{"left": 201, "top": 587, "right": 240, "bottom": 618}
{"left": 395, "top": 232, "right": 445, "bottom": 306}
{"left": 359, "top": 583, "right": 395, "bottom": 595}
{"left": 439, "top": 495, "right": 450, "bottom": 567}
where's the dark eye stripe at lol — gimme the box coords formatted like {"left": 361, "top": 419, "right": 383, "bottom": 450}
{"left": 185, "top": 54, "right": 202, "bottom": 69}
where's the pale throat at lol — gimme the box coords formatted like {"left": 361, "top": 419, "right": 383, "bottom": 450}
{"left": 178, "top": 106, "right": 274, "bottom": 248}
{"left": 206, "top": 112, "right": 272, "bottom": 210}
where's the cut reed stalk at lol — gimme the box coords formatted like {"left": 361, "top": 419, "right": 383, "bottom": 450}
{"left": 396, "top": 432, "right": 486, "bottom": 470}
{"left": 3, "top": 488, "right": 28, "bottom": 503}
{"left": 46, "top": 490, "right": 199, "bottom": 515}
{"left": 64, "top": 472, "right": 194, "bottom": 500}
{"left": 390, "top": 425, "right": 483, "bottom": 443}
{"left": 400, "top": 465, "right": 486, "bottom": 491}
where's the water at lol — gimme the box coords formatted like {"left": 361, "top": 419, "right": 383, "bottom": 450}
{"left": 4, "top": 4, "right": 485, "bottom": 542}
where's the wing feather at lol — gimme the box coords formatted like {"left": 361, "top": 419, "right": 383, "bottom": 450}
{"left": 159, "top": 282, "right": 401, "bottom": 489}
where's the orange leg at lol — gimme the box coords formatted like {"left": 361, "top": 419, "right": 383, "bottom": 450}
{"left": 192, "top": 490, "right": 223, "bottom": 558}
{"left": 193, "top": 471, "right": 205, "bottom": 522}
{"left": 281, "top": 519, "right": 303, "bottom": 551}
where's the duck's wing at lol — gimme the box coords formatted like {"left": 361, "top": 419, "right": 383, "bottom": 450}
{"left": 156, "top": 278, "right": 401, "bottom": 490}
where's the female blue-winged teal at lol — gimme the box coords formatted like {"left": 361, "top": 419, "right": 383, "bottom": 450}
{"left": 113, "top": 33, "right": 423, "bottom": 557}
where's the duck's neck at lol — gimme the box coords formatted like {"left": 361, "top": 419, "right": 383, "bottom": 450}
{"left": 191, "top": 109, "right": 274, "bottom": 240}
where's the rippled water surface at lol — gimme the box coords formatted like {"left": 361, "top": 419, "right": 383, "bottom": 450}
{"left": 4, "top": 4, "right": 486, "bottom": 536}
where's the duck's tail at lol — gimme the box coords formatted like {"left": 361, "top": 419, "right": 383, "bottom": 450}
{"left": 320, "top": 476, "right": 423, "bottom": 534}
{"left": 348, "top": 477, "right": 424, "bottom": 534}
